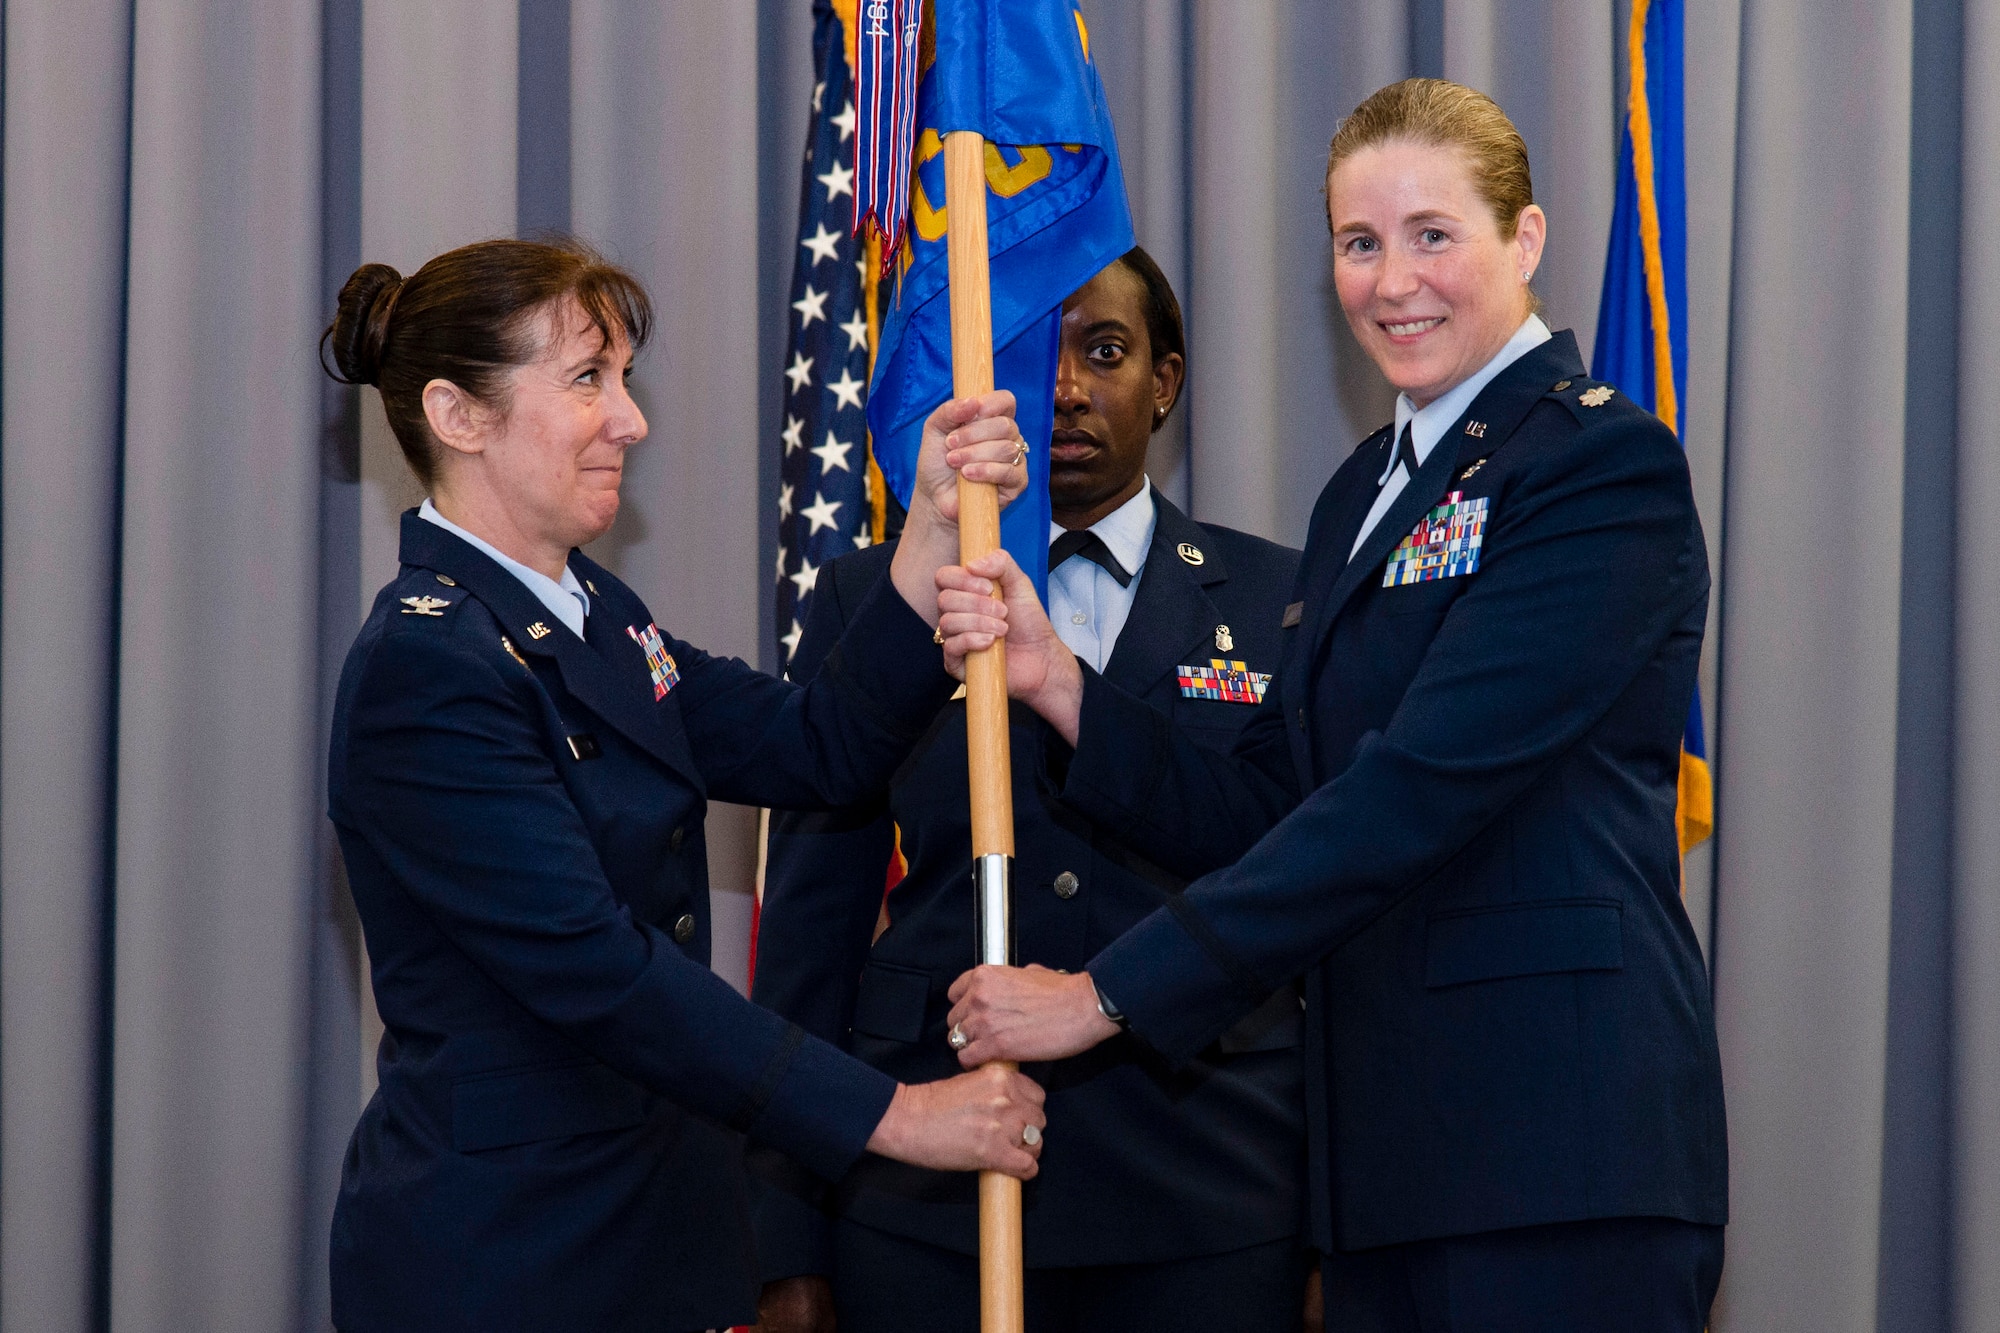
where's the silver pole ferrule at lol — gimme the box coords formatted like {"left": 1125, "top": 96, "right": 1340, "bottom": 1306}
{"left": 973, "top": 853, "right": 1013, "bottom": 967}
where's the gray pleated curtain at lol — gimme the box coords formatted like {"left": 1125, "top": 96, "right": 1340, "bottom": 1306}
{"left": 0, "top": 1, "right": 1989, "bottom": 1329}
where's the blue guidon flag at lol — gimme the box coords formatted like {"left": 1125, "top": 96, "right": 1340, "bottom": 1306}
{"left": 853, "top": 0, "right": 1134, "bottom": 602}
{"left": 774, "top": 1, "right": 881, "bottom": 668}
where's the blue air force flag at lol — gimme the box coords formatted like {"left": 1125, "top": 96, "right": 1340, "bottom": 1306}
{"left": 862, "top": 0, "right": 1134, "bottom": 601}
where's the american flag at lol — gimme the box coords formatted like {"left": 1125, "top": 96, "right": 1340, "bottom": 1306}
{"left": 775, "top": 0, "right": 880, "bottom": 671}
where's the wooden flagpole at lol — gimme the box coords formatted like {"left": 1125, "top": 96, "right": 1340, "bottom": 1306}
{"left": 941, "top": 127, "right": 1025, "bottom": 1333}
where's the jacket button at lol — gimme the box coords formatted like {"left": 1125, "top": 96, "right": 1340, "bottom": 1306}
{"left": 673, "top": 913, "right": 697, "bottom": 943}
{"left": 669, "top": 826, "right": 685, "bottom": 853}
{"left": 1053, "top": 871, "right": 1079, "bottom": 899}
{"left": 1296, "top": 708, "right": 1307, "bottom": 732}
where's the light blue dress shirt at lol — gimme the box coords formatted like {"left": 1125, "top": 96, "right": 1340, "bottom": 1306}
{"left": 419, "top": 498, "right": 592, "bottom": 638}
{"left": 1350, "top": 314, "right": 1552, "bottom": 558}
{"left": 1047, "top": 482, "right": 1157, "bottom": 673}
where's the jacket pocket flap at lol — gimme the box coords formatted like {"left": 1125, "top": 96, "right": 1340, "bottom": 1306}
{"left": 1425, "top": 899, "right": 1623, "bottom": 989}
{"left": 852, "top": 961, "right": 932, "bottom": 1044}
{"left": 451, "top": 1060, "right": 646, "bottom": 1152}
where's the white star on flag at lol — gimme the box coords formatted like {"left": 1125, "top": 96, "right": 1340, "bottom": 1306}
{"left": 785, "top": 351, "right": 815, "bottom": 394}
{"left": 811, "top": 80, "right": 825, "bottom": 113}
{"left": 812, "top": 431, "right": 854, "bottom": 474}
{"left": 775, "top": 544, "right": 789, "bottom": 580}
{"left": 781, "top": 619, "right": 803, "bottom": 659}
{"left": 840, "top": 311, "right": 869, "bottom": 353}
{"left": 788, "top": 557, "right": 820, "bottom": 597}
{"left": 827, "top": 367, "right": 865, "bottom": 411}
{"left": 801, "top": 492, "right": 843, "bottom": 534}
{"left": 831, "top": 100, "right": 857, "bottom": 142}
{"left": 801, "top": 223, "right": 841, "bottom": 265}
{"left": 778, "top": 482, "right": 795, "bottom": 519}
{"left": 792, "top": 285, "right": 829, "bottom": 329}
{"left": 817, "top": 161, "right": 855, "bottom": 201}
{"left": 853, "top": 531, "right": 873, "bottom": 549}
{"left": 781, "top": 414, "right": 805, "bottom": 453}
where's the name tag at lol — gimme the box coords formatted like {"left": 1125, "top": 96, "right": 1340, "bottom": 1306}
{"left": 566, "top": 733, "right": 602, "bottom": 761}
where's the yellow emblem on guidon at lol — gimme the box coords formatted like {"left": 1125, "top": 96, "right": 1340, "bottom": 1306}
{"left": 1580, "top": 385, "right": 1615, "bottom": 408}
{"left": 399, "top": 595, "right": 450, "bottom": 616}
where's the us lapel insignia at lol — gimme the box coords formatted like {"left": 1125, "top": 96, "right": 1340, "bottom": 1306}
{"left": 1177, "top": 542, "right": 1205, "bottom": 566}
{"left": 1178, "top": 658, "right": 1271, "bottom": 704}
{"left": 627, "top": 623, "right": 680, "bottom": 701}
{"left": 1214, "top": 624, "right": 1234, "bottom": 652}
{"left": 1464, "top": 420, "right": 1487, "bottom": 438}
{"left": 526, "top": 621, "right": 553, "bottom": 640}
{"left": 399, "top": 594, "right": 450, "bottom": 616}
{"left": 1383, "top": 490, "right": 1490, "bottom": 587}
{"left": 1579, "top": 385, "right": 1615, "bottom": 407}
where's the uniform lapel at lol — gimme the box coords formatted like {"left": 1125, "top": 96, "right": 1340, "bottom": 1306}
{"left": 1302, "top": 331, "right": 1586, "bottom": 664}
{"left": 1102, "top": 491, "right": 1225, "bottom": 697}
{"left": 398, "top": 513, "right": 704, "bottom": 788}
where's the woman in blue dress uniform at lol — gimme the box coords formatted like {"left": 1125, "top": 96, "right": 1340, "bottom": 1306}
{"left": 751, "top": 248, "right": 1310, "bottom": 1333}
{"left": 935, "top": 80, "right": 1729, "bottom": 1332}
{"left": 319, "top": 237, "right": 1044, "bottom": 1333}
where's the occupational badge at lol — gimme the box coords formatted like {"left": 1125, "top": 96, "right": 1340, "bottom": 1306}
{"left": 1177, "top": 658, "right": 1271, "bottom": 704}
{"left": 1383, "top": 490, "right": 1489, "bottom": 587}
{"left": 627, "top": 623, "right": 680, "bottom": 700}
{"left": 1214, "top": 624, "right": 1233, "bottom": 652}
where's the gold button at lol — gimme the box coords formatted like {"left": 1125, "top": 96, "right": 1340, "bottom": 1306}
{"left": 673, "top": 913, "right": 697, "bottom": 943}
{"left": 435, "top": 573, "right": 457, "bottom": 587}
{"left": 1553, "top": 380, "right": 1572, "bottom": 392}
{"left": 1053, "top": 871, "right": 1079, "bottom": 899}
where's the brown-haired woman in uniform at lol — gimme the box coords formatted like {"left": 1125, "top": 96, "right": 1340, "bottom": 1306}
{"left": 321, "top": 237, "right": 1044, "bottom": 1333}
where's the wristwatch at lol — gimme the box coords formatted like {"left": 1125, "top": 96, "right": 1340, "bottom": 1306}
{"left": 1092, "top": 979, "right": 1129, "bottom": 1029}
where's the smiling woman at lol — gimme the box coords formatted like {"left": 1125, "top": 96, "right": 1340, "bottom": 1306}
{"left": 315, "top": 237, "right": 1046, "bottom": 1333}
{"left": 936, "top": 80, "right": 1727, "bottom": 1333}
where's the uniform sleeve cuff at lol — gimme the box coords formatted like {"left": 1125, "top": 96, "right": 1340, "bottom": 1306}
{"left": 1089, "top": 899, "right": 1263, "bottom": 1066}
{"left": 744, "top": 1027, "right": 899, "bottom": 1180}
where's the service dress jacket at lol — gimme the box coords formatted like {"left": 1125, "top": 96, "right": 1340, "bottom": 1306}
{"left": 752, "top": 492, "right": 1307, "bottom": 1271}
{"left": 326, "top": 512, "right": 953, "bottom": 1333}
{"left": 1056, "top": 333, "right": 1729, "bottom": 1253}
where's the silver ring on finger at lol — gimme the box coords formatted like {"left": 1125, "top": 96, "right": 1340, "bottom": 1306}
{"left": 1011, "top": 442, "right": 1028, "bottom": 466}
{"left": 948, "top": 1023, "right": 969, "bottom": 1051}
{"left": 1021, "top": 1124, "right": 1042, "bottom": 1147}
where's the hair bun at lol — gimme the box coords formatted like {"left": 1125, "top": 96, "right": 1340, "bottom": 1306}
{"left": 323, "top": 263, "right": 405, "bottom": 386}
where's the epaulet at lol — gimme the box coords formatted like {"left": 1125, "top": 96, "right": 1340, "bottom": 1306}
{"left": 385, "top": 569, "right": 469, "bottom": 627}
{"left": 1544, "top": 375, "right": 1633, "bottom": 425}
{"left": 1351, "top": 422, "right": 1395, "bottom": 457}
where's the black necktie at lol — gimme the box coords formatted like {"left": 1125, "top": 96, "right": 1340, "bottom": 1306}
{"left": 1385, "top": 422, "right": 1420, "bottom": 487}
{"left": 1049, "top": 529, "right": 1133, "bottom": 587}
